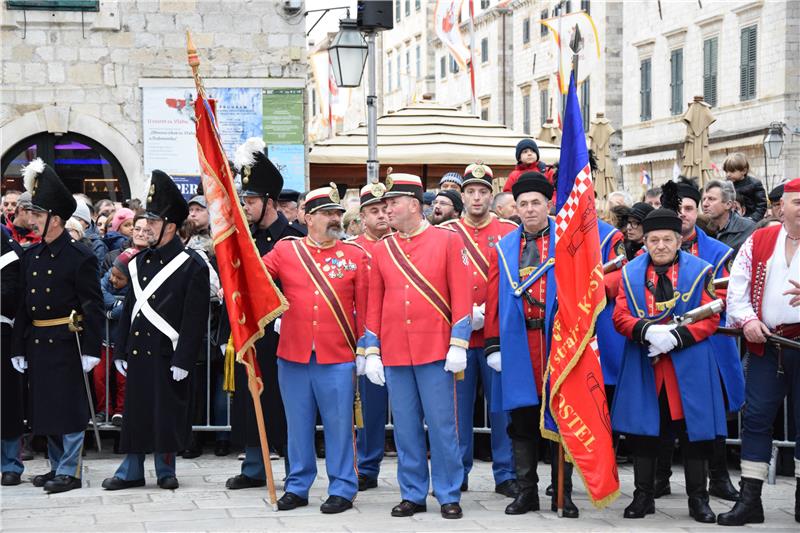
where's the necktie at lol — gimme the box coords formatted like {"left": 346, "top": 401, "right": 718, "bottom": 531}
{"left": 521, "top": 227, "right": 549, "bottom": 269}
{"left": 653, "top": 262, "right": 675, "bottom": 303}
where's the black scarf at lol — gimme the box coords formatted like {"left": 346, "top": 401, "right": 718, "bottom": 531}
{"left": 651, "top": 255, "right": 679, "bottom": 303}
{"left": 521, "top": 225, "right": 550, "bottom": 269}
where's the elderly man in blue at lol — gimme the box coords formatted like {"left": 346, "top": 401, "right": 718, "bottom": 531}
{"left": 612, "top": 206, "right": 727, "bottom": 524}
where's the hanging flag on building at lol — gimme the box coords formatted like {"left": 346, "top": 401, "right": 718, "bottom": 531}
{"left": 540, "top": 11, "right": 601, "bottom": 94}
{"left": 541, "top": 72, "right": 619, "bottom": 508}
{"left": 434, "top": 0, "right": 471, "bottom": 69}
{"left": 641, "top": 167, "right": 652, "bottom": 188}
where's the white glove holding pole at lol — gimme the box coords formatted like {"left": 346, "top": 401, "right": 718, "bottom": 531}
{"left": 273, "top": 318, "right": 281, "bottom": 335}
{"left": 11, "top": 356, "right": 26, "bottom": 374}
{"left": 471, "top": 305, "right": 485, "bottom": 331}
{"left": 364, "top": 355, "right": 385, "bottom": 386}
{"left": 81, "top": 355, "right": 100, "bottom": 373}
{"left": 487, "top": 352, "right": 502, "bottom": 372}
{"left": 443, "top": 345, "right": 468, "bottom": 374}
{"left": 115, "top": 359, "right": 128, "bottom": 377}
{"left": 355, "top": 354, "right": 366, "bottom": 376}
{"left": 170, "top": 366, "right": 189, "bottom": 382}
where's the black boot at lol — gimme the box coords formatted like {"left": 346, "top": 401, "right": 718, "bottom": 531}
{"left": 550, "top": 454, "right": 579, "bottom": 518}
{"left": 654, "top": 437, "right": 673, "bottom": 499}
{"left": 624, "top": 456, "right": 656, "bottom": 518}
{"left": 684, "top": 458, "right": 715, "bottom": 523}
{"left": 708, "top": 438, "right": 739, "bottom": 501}
{"left": 505, "top": 439, "right": 539, "bottom": 515}
{"left": 717, "top": 477, "right": 764, "bottom": 526}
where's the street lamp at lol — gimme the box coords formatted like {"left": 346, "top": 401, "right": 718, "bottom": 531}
{"left": 763, "top": 122, "right": 785, "bottom": 159}
{"left": 328, "top": 18, "right": 368, "bottom": 88}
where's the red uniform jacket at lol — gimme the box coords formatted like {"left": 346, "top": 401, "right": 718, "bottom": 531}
{"left": 263, "top": 237, "right": 369, "bottom": 364}
{"left": 365, "top": 223, "right": 472, "bottom": 366}
{"left": 351, "top": 233, "right": 380, "bottom": 258}
{"left": 484, "top": 230, "right": 552, "bottom": 392}
{"left": 442, "top": 216, "right": 517, "bottom": 348}
{"left": 602, "top": 230, "right": 626, "bottom": 300}
{"left": 612, "top": 261, "right": 719, "bottom": 420}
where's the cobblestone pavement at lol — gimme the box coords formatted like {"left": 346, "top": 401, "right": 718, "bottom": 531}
{"left": 1, "top": 452, "right": 797, "bottom": 532}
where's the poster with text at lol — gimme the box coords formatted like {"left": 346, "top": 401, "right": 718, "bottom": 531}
{"left": 263, "top": 88, "right": 304, "bottom": 144}
{"left": 207, "top": 87, "right": 263, "bottom": 161}
{"left": 142, "top": 87, "right": 199, "bottom": 177}
{"left": 268, "top": 144, "right": 305, "bottom": 191}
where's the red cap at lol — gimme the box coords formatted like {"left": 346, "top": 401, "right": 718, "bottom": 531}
{"left": 784, "top": 178, "right": 800, "bottom": 193}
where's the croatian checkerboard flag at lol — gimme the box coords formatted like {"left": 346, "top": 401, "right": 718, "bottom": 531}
{"left": 542, "top": 73, "right": 619, "bottom": 508}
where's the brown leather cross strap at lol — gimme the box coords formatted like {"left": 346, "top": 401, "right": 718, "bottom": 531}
{"left": 384, "top": 235, "right": 451, "bottom": 323}
{"left": 451, "top": 221, "right": 489, "bottom": 280}
{"left": 292, "top": 240, "right": 357, "bottom": 353}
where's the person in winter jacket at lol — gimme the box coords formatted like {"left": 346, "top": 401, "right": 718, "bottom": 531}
{"left": 503, "top": 139, "right": 555, "bottom": 193}
{"left": 723, "top": 153, "right": 767, "bottom": 222}
{"left": 103, "top": 208, "right": 135, "bottom": 251}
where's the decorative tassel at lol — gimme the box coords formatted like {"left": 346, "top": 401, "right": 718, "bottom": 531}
{"left": 353, "top": 388, "right": 364, "bottom": 429}
{"left": 223, "top": 334, "right": 236, "bottom": 392}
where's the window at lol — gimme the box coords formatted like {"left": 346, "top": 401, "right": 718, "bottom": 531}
{"left": 415, "top": 45, "right": 421, "bottom": 78}
{"left": 580, "top": 78, "right": 590, "bottom": 131}
{"left": 440, "top": 56, "right": 446, "bottom": 78}
{"left": 405, "top": 50, "right": 410, "bottom": 74}
{"left": 481, "top": 0, "right": 490, "bottom": 8}
{"left": 480, "top": 37, "right": 489, "bottom": 63}
{"left": 703, "top": 36, "right": 718, "bottom": 107}
{"left": 670, "top": 48, "right": 683, "bottom": 115}
{"left": 539, "top": 86, "right": 549, "bottom": 124}
{"left": 395, "top": 0, "right": 401, "bottom": 22}
{"left": 522, "top": 19, "right": 530, "bottom": 44}
{"left": 450, "top": 55, "right": 460, "bottom": 74}
{"left": 640, "top": 58, "right": 652, "bottom": 121}
{"left": 388, "top": 58, "right": 393, "bottom": 90}
{"left": 405, "top": 0, "right": 410, "bottom": 17}
{"left": 580, "top": 0, "right": 590, "bottom": 13}
{"left": 416, "top": 0, "right": 421, "bottom": 11}
{"left": 565, "top": 0, "right": 572, "bottom": 13}
{"left": 397, "top": 53, "right": 402, "bottom": 86}
{"left": 522, "top": 91, "right": 531, "bottom": 134}
{"left": 481, "top": 99, "right": 490, "bottom": 121}
{"left": 6, "top": 0, "right": 99, "bottom": 10}
{"left": 540, "top": 10, "right": 549, "bottom": 36}
{"left": 740, "top": 25, "right": 757, "bottom": 101}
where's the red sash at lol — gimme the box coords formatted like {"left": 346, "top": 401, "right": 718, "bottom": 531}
{"left": 385, "top": 236, "right": 451, "bottom": 323}
{"left": 748, "top": 225, "right": 782, "bottom": 355}
{"left": 292, "top": 240, "right": 357, "bottom": 353}
{"left": 451, "top": 221, "right": 490, "bottom": 281}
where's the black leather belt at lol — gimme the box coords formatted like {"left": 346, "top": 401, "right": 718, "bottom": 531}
{"left": 526, "top": 318, "right": 544, "bottom": 330}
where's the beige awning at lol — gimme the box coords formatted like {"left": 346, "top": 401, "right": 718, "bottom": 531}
{"left": 617, "top": 149, "right": 678, "bottom": 166}
{"left": 709, "top": 134, "right": 763, "bottom": 151}
{"left": 310, "top": 103, "right": 560, "bottom": 166}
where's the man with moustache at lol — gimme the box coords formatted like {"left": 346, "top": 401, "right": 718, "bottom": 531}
{"left": 262, "top": 184, "right": 368, "bottom": 513}
{"left": 439, "top": 163, "right": 518, "bottom": 497}
{"left": 350, "top": 182, "right": 391, "bottom": 491}
{"left": 362, "top": 173, "right": 471, "bottom": 519}
{"left": 225, "top": 138, "right": 305, "bottom": 490}
{"left": 430, "top": 189, "right": 463, "bottom": 225}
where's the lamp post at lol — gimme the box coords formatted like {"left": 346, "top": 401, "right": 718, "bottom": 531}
{"left": 763, "top": 122, "right": 785, "bottom": 159}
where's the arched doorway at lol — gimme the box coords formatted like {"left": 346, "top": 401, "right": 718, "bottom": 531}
{"left": 1, "top": 132, "right": 130, "bottom": 203}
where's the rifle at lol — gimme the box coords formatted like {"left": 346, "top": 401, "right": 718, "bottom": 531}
{"left": 713, "top": 277, "right": 728, "bottom": 290}
{"left": 602, "top": 254, "right": 626, "bottom": 275}
{"left": 651, "top": 298, "right": 724, "bottom": 364}
{"left": 716, "top": 327, "right": 800, "bottom": 351}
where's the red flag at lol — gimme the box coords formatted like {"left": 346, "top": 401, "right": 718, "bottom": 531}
{"left": 187, "top": 35, "right": 287, "bottom": 391}
{"left": 542, "top": 72, "right": 619, "bottom": 507}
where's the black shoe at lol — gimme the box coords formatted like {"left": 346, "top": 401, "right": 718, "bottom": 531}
{"left": 505, "top": 489, "right": 539, "bottom": 514}
{"left": 214, "top": 440, "right": 230, "bottom": 457}
{"left": 111, "top": 413, "right": 123, "bottom": 427}
{"left": 717, "top": 477, "right": 764, "bottom": 526}
{"left": 550, "top": 495, "right": 579, "bottom": 518}
{"left": 684, "top": 458, "right": 715, "bottom": 523}
{"left": 157, "top": 476, "right": 179, "bottom": 490}
{"left": 624, "top": 491, "right": 655, "bottom": 518}
{"left": 32, "top": 470, "right": 55, "bottom": 487}
{"left": 181, "top": 448, "right": 202, "bottom": 459}
{"left": 43, "top": 475, "right": 81, "bottom": 493}
{"left": 226, "top": 474, "right": 266, "bottom": 490}
{"left": 320, "top": 495, "right": 353, "bottom": 514}
{"left": 277, "top": 492, "right": 308, "bottom": 510}
{"left": 358, "top": 473, "right": 378, "bottom": 491}
{"left": 689, "top": 496, "right": 716, "bottom": 523}
{"left": 460, "top": 480, "right": 468, "bottom": 492}
{"left": 624, "top": 456, "right": 656, "bottom": 519}
{"left": 1, "top": 472, "right": 21, "bottom": 486}
{"left": 495, "top": 479, "right": 521, "bottom": 498}
{"left": 545, "top": 483, "right": 553, "bottom": 496}
{"left": 391, "top": 500, "right": 426, "bottom": 517}
{"left": 440, "top": 503, "right": 462, "bottom": 519}
{"left": 101, "top": 476, "right": 145, "bottom": 490}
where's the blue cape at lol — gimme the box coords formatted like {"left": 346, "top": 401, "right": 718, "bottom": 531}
{"left": 596, "top": 219, "right": 625, "bottom": 385}
{"left": 611, "top": 251, "right": 728, "bottom": 442}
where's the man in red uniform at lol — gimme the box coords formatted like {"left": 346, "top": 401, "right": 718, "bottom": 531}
{"left": 439, "top": 163, "right": 518, "bottom": 497}
{"left": 262, "top": 184, "right": 369, "bottom": 514}
{"left": 351, "top": 182, "right": 390, "bottom": 491}
{"left": 484, "top": 172, "right": 579, "bottom": 517}
{"left": 612, "top": 207, "right": 724, "bottom": 523}
{"left": 362, "top": 173, "right": 471, "bottom": 519}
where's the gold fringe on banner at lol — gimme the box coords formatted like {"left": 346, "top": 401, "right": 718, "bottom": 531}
{"left": 223, "top": 334, "right": 236, "bottom": 392}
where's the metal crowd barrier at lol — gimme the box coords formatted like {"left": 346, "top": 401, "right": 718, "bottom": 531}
{"left": 92, "top": 308, "right": 795, "bottom": 483}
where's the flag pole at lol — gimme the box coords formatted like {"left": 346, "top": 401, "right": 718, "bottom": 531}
{"left": 186, "top": 31, "right": 278, "bottom": 511}
{"left": 557, "top": 444, "right": 565, "bottom": 517}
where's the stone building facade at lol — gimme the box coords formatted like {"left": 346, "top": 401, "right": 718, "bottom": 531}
{"left": 1, "top": 0, "right": 306, "bottom": 201}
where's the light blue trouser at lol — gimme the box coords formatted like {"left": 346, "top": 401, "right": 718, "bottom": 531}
{"left": 278, "top": 354, "right": 357, "bottom": 500}
{"left": 114, "top": 453, "right": 176, "bottom": 480}
{"left": 47, "top": 432, "right": 84, "bottom": 478}
{"left": 456, "top": 347, "right": 515, "bottom": 486}
{"left": 356, "top": 375, "right": 388, "bottom": 479}
{"left": 1, "top": 438, "right": 23, "bottom": 474}
{"left": 385, "top": 361, "right": 462, "bottom": 506}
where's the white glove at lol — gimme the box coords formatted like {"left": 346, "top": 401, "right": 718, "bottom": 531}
{"left": 273, "top": 318, "right": 281, "bottom": 335}
{"left": 115, "top": 359, "right": 128, "bottom": 377}
{"left": 471, "top": 305, "right": 485, "bottom": 331}
{"left": 645, "top": 324, "right": 678, "bottom": 355}
{"left": 364, "top": 355, "right": 385, "bottom": 386}
{"left": 81, "top": 355, "right": 101, "bottom": 373}
{"left": 487, "top": 352, "right": 502, "bottom": 372}
{"left": 170, "top": 366, "right": 189, "bottom": 382}
{"left": 647, "top": 343, "right": 662, "bottom": 359}
{"left": 11, "top": 356, "right": 26, "bottom": 374}
{"left": 444, "top": 345, "right": 468, "bottom": 374}
{"left": 355, "top": 354, "right": 366, "bottom": 376}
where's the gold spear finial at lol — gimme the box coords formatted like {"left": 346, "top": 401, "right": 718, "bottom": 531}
{"left": 186, "top": 30, "right": 200, "bottom": 70}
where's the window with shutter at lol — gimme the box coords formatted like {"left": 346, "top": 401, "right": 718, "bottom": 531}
{"left": 540, "top": 10, "right": 549, "bottom": 36}
{"left": 581, "top": 78, "right": 590, "bottom": 131}
{"left": 523, "top": 19, "right": 530, "bottom": 44}
{"left": 395, "top": 0, "right": 401, "bottom": 21}
{"left": 703, "top": 37, "right": 718, "bottom": 107}
{"left": 416, "top": 45, "right": 421, "bottom": 78}
{"left": 522, "top": 92, "right": 531, "bottom": 135}
{"left": 540, "top": 87, "right": 549, "bottom": 124}
{"left": 581, "top": 0, "right": 591, "bottom": 14}
{"left": 670, "top": 48, "right": 683, "bottom": 115}
{"left": 740, "top": 25, "right": 757, "bottom": 101}
{"left": 440, "top": 56, "right": 446, "bottom": 78}
{"left": 388, "top": 58, "right": 393, "bottom": 90}
{"left": 640, "top": 59, "right": 652, "bottom": 121}
{"left": 481, "top": 38, "right": 489, "bottom": 63}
